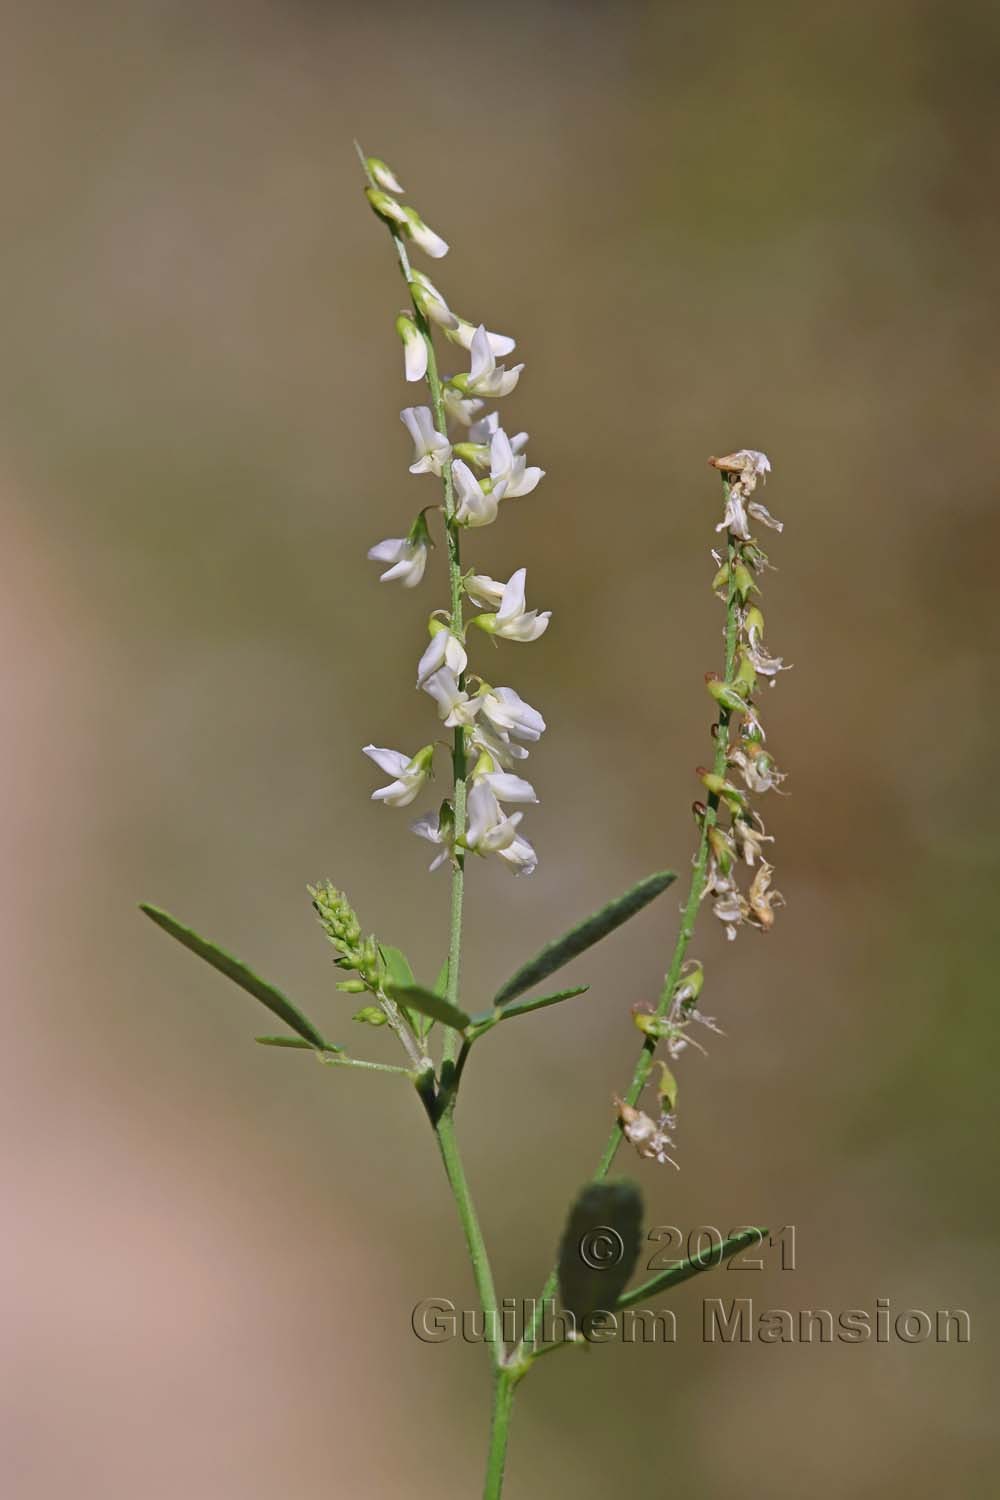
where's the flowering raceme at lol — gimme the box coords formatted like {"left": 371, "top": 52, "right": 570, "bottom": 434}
{"left": 362, "top": 184, "right": 549, "bottom": 875}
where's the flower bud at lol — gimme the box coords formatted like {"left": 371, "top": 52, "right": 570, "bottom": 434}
{"left": 400, "top": 206, "right": 449, "bottom": 259}
{"left": 352, "top": 1005, "right": 388, "bottom": 1026}
{"left": 366, "top": 156, "right": 404, "bottom": 194}
{"left": 365, "top": 186, "right": 407, "bottom": 226}
{"left": 336, "top": 979, "right": 369, "bottom": 994}
{"left": 396, "top": 313, "right": 427, "bottom": 382}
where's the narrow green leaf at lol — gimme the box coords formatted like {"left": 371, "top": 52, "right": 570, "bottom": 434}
{"left": 497, "top": 985, "right": 590, "bottom": 1021}
{"left": 432, "top": 959, "right": 449, "bottom": 997}
{"left": 557, "top": 1180, "right": 643, "bottom": 1329}
{"left": 385, "top": 982, "right": 470, "bottom": 1031}
{"left": 494, "top": 870, "right": 677, "bottom": 1007}
{"left": 378, "top": 944, "right": 415, "bottom": 990}
{"left": 616, "top": 1227, "right": 768, "bottom": 1310}
{"left": 141, "top": 903, "right": 332, "bottom": 1050}
{"left": 256, "top": 1035, "right": 340, "bottom": 1051}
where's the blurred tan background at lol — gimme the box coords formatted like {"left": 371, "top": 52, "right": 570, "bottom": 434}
{"left": 3, "top": 1, "right": 999, "bottom": 1495}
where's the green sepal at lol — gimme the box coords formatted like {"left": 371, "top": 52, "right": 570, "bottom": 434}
{"left": 385, "top": 982, "right": 470, "bottom": 1031}
{"left": 140, "top": 904, "right": 331, "bottom": 1050}
{"left": 493, "top": 871, "right": 676, "bottom": 1008}
{"left": 557, "top": 1181, "right": 643, "bottom": 1328}
{"left": 654, "top": 1060, "right": 679, "bottom": 1111}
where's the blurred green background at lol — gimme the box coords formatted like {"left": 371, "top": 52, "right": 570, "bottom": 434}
{"left": 4, "top": 1, "right": 999, "bottom": 1495}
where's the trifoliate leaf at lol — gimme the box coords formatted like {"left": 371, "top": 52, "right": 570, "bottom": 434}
{"left": 557, "top": 1180, "right": 643, "bottom": 1330}
{"left": 494, "top": 871, "right": 676, "bottom": 1007}
{"left": 140, "top": 904, "right": 333, "bottom": 1050}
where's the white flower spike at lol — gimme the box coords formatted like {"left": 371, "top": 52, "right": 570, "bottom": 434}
{"left": 401, "top": 406, "right": 451, "bottom": 477}
{"left": 363, "top": 744, "right": 435, "bottom": 808}
{"left": 367, "top": 533, "right": 429, "bottom": 588}
{"left": 452, "top": 457, "right": 502, "bottom": 527}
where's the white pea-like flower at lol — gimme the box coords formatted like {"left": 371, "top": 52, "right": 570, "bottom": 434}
{"left": 459, "top": 326, "right": 524, "bottom": 399}
{"left": 446, "top": 319, "right": 516, "bottom": 358}
{"left": 367, "top": 534, "right": 429, "bottom": 587}
{"left": 417, "top": 626, "right": 468, "bottom": 685}
{"left": 475, "top": 770, "right": 538, "bottom": 804}
{"left": 469, "top": 723, "right": 529, "bottom": 769}
{"left": 363, "top": 744, "right": 435, "bottom": 807}
{"left": 464, "top": 782, "right": 535, "bottom": 873}
{"left": 401, "top": 406, "right": 451, "bottom": 477}
{"left": 396, "top": 313, "right": 428, "bottom": 382}
{"left": 443, "top": 387, "right": 485, "bottom": 427}
{"left": 489, "top": 428, "right": 544, "bottom": 499}
{"left": 469, "top": 411, "right": 529, "bottom": 453}
{"left": 410, "top": 810, "right": 453, "bottom": 871}
{"left": 464, "top": 572, "right": 507, "bottom": 609}
{"left": 422, "top": 667, "right": 481, "bottom": 727}
{"left": 453, "top": 458, "right": 502, "bottom": 527}
{"left": 410, "top": 274, "right": 514, "bottom": 355}
{"left": 474, "top": 567, "right": 551, "bottom": 642}
{"left": 496, "top": 831, "right": 538, "bottom": 876}
{"left": 478, "top": 686, "right": 546, "bottom": 743}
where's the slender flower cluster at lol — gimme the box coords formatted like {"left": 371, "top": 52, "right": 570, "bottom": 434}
{"left": 362, "top": 154, "right": 550, "bottom": 875}
{"left": 619, "top": 449, "right": 788, "bottom": 1168}
{"left": 700, "top": 448, "right": 788, "bottom": 944}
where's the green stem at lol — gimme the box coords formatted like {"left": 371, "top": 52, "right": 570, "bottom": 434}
{"left": 433, "top": 1108, "right": 501, "bottom": 1364}
{"left": 514, "top": 480, "right": 741, "bottom": 1362}
{"left": 483, "top": 1369, "right": 517, "bottom": 1500}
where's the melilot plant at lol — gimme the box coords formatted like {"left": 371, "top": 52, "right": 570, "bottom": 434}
{"left": 141, "top": 148, "right": 790, "bottom": 1500}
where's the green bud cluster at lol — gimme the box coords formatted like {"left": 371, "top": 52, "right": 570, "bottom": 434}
{"left": 308, "top": 881, "right": 379, "bottom": 986}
